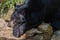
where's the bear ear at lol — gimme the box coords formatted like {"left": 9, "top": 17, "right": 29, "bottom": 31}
{"left": 14, "top": 3, "right": 16, "bottom": 7}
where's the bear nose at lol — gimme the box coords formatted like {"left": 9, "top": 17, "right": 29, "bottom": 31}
{"left": 7, "top": 21, "right": 14, "bottom": 27}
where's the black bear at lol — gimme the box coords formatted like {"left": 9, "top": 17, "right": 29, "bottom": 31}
{"left": 8, "top": 0, "right": 60, "bottom": 37}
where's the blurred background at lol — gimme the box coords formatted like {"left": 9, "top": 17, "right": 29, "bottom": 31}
{"left": 0, "top": 0, "right": 24, "bottom": 20}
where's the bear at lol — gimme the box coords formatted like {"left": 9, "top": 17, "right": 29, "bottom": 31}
{"left": 7, "top": 0, "right": 60, "bottom": 38}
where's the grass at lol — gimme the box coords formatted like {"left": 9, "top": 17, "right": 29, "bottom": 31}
{"left": 0, "top": 0, "right": 24, "bottom": 17}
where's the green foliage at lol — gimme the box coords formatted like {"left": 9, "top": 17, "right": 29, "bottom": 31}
{"left": 0, "top": 0, "right": 24, "bottom": 17}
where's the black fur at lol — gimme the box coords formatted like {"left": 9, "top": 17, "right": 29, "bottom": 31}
{"left": 9, "top": 0, "right": 60, "bottom": 37}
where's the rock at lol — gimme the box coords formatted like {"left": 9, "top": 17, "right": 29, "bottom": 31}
{"left": 26, "top": 28, "right": 42, "bottom": 37}
{"left": 25, "top": 23, "right": 53, "bottom": 40}
{"left": 38, "top": 23, "right": 53, "bottom": 40}
{"left": 26, "top": 34, "right": 44, "bottom": 40}
{"left": 26, "top": 28, "right": 44, "bottom": 40}
{"left": 51, "top": 30, "right": 60, "bottom": 40}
